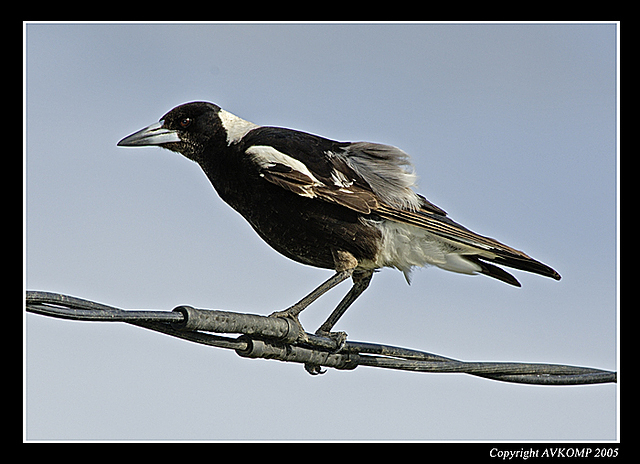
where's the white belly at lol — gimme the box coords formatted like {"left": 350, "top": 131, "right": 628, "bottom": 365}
{"left": 362, "top": 219, "right": 483, "bottom": 283}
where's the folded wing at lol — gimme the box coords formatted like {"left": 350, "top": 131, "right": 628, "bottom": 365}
{"left": 245, "top": 132, "right": 560, "bottom": 286}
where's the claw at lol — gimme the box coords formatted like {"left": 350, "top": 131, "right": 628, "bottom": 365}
{"left": 315, "top": 329, "right": 348, "bottom": 352}
{"left": 268, "top": 310, "right": 309, "bottom": 343}
{"left": 304, "top": 363, "right": 326, "bottom": 375}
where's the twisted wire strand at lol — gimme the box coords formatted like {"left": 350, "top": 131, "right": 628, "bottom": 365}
{"left": 25, "top": 291, "right": 616, "bottom": 385}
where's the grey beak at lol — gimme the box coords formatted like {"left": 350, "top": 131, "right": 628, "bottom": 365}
{"left": 117, "top": 121, "right": 181, "bottom": 147}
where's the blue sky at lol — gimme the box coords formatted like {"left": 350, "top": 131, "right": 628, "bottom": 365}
{"left": 25, "top": 22, "right": 618, "bottom": 441}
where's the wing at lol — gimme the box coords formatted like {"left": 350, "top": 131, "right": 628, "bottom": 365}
{"left": 242, "top": 127, "right": 560, "bottom": 284}
{"left": 243, "top": 127, "right": 424, "bottom": 214}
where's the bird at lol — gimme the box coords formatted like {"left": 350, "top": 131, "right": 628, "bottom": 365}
{"left": 118, "top": 101, "right": 561, "bottom": 343}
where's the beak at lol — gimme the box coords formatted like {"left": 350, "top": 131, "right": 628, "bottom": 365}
{"left": 117, "top": 121, "right": 181, "bottom": 147}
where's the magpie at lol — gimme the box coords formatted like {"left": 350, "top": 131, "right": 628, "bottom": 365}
{"left": 118, "top": 101, "right": 561, "bottom": 341}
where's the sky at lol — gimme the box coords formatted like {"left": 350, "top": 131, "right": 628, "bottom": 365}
{"left": 24, "top": 22, "right": 618, "bottom": 441}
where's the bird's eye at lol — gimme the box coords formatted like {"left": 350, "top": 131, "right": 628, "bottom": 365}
{"left": 179, "top": 118, "right": 193, "bottom": 128}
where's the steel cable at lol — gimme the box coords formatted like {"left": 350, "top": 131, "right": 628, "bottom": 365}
{"left": 25, "top": 291, "right": 616, "bottom": 385}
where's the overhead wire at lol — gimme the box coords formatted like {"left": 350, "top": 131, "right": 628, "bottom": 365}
{"left": 25, "top": 291, "right": 616, "bottom": 385}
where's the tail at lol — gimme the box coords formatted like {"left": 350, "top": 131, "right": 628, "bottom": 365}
{"left": 375, "top": 203, "right": 562, "bottom": 287}
{"left": 465, "top": 254, "right": 561, "bottom": 287}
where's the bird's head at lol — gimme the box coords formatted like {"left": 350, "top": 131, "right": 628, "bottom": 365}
{"left": 117, "top": 101, "right": 227, "bottom": 163}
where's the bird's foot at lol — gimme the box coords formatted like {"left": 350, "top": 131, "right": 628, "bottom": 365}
{"left": 268, "top": 309, "right": 309, "bottom": 343}
{"left": 303, "top": 330, "right": 348, "bottom": 375}
{"left": 315, "top": 329, "right": 348, "bottom": 352}
{"left": 304, "top": 363, "right": 326, "bottom": 375}
{"left": 268, "top": 307, "right": 296, "bottom": 319}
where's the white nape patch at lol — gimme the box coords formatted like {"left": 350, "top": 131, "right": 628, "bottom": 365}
{"left": 247, "top": 145, "right": 322, "bottom": 184}
{"left": 218, "top": 109, "right": 259, "bottom": 145}
{"left": 368, "top": 220, "right": 482, "bottom": 280}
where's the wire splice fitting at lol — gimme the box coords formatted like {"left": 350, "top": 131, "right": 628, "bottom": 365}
{"left": 171, "top": 305, "right": 300, "bottom": 343}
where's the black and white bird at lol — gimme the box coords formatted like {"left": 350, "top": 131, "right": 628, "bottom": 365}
{"left": 118, "top": 101, "right": 561, "bottom": 339}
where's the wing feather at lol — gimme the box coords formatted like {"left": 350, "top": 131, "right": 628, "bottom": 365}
{"left": 259, "top": 162, "right": 379, "bottom": 214}
{"left": 244, "top": 132, "right": 560, "bottom": 283}
{"left": 375, "top": 204, "right": 560, "bottom": 280}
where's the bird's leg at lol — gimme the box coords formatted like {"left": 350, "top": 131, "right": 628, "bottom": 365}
{"left": 304, "top": 270, "right": 374, "bottom": 375}
{"left": 269, "top": 269, "right": 353, "bottom": 332}
{"left": 316, "top": 269, "right": 373, "bottom": 336}
{"left": 270, "top": 249, "right": 360, "bottom": 342}
{"left": 270, "top": 269, "right": 351, "bottom": 376}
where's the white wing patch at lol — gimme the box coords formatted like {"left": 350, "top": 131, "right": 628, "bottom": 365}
{"left": 247, "top": 145, "right": 379, "bottom": 214}
{"left": 248, "top": 145, "right": 321, "bottom": 183}
{"left": 329, "top": 166, "right": 355, "bottom": 188}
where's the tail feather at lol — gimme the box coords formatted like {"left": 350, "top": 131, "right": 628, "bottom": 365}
{"left": 375, "top": 203, "right": 561, "bottom": 286}
{"left": 465, "top": 255, "right": 522, "bottom": 287}
{"left": 465, "top": 253, "right": 561, "bottom": 287}
{"left": 484, "top": 254, "right": 562, "bottom": 281}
